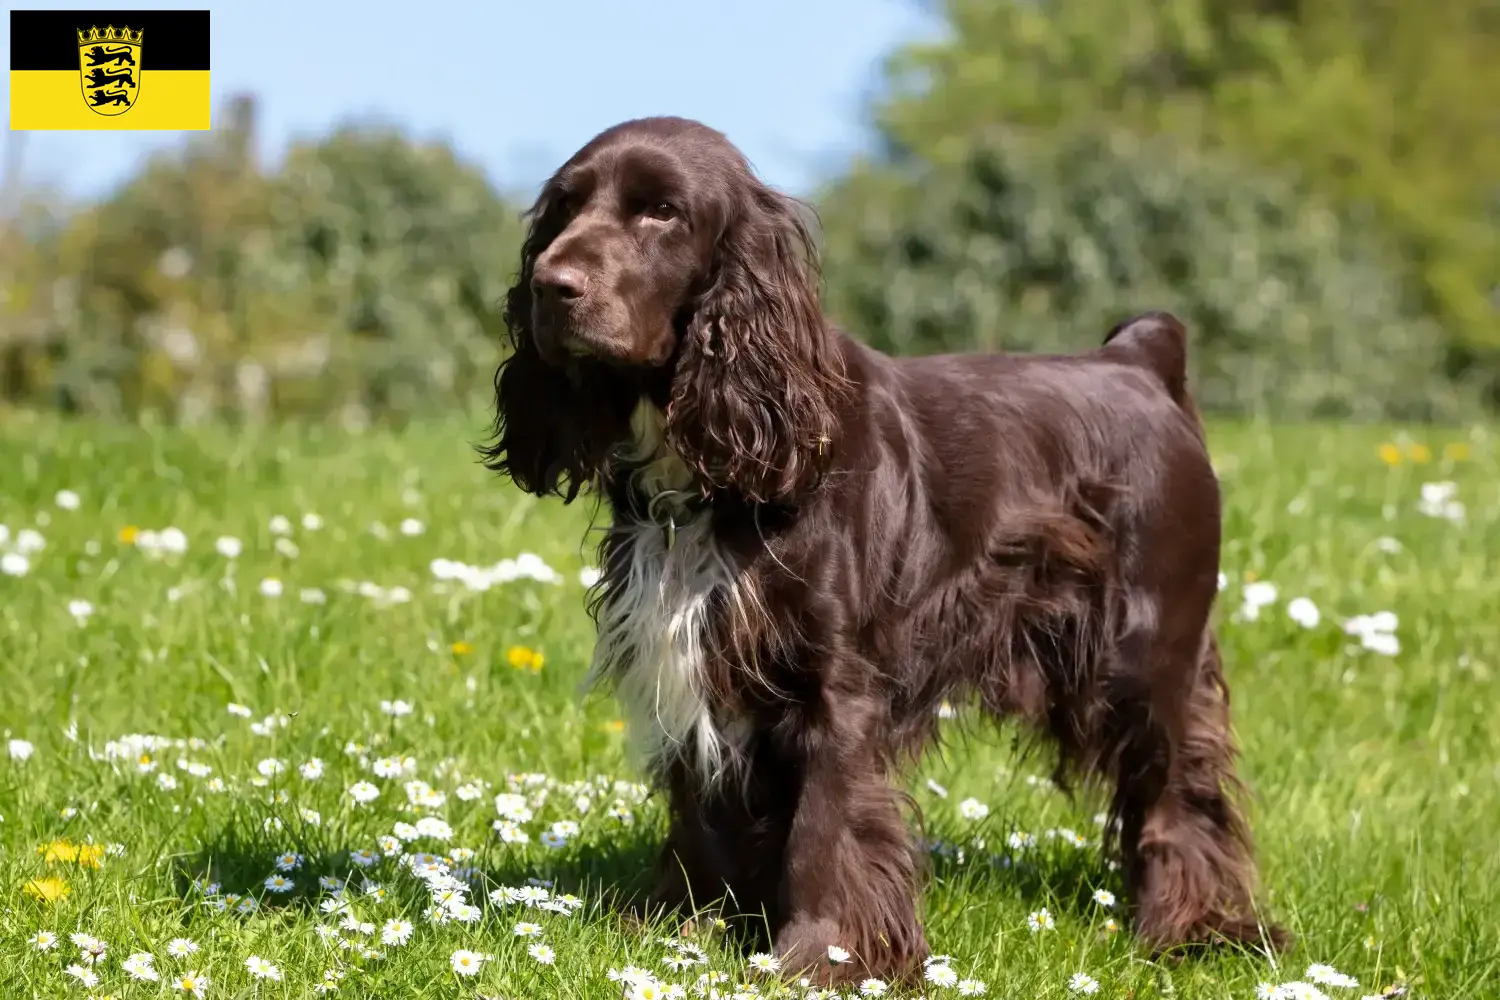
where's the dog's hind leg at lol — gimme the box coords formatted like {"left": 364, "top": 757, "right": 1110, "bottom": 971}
{"left": 1108, "top": 628, "right": 1284, "bottom": 953}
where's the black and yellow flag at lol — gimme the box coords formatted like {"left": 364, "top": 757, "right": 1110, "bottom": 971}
{"left": 10, "top": 9, "right": 210, "bottom": 130}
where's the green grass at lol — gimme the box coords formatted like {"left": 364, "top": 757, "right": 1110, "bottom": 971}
{"left": 1, "top": 411, "right": 1496, "bottom": 999}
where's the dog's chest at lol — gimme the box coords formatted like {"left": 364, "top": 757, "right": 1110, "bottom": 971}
{"left": 588, "top": 506, "right": 751, "bottom": 784}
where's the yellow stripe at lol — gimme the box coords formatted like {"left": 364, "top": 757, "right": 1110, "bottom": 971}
{"left": 10, "top": 70, "right": 210, "bottom": 130}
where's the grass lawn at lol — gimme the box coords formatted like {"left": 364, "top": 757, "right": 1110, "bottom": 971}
{"left": 1, "top": 411, "right": 1495, "bottom": 999}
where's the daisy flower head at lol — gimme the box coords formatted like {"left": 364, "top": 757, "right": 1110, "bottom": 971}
{"left": 75, "top": 934, "right": 108, "bottom": 964}
{"left": 173, "top": 970, "right": 209, "bottom": 995}
{"left": 860, "top": 980, "right": 889, "bottom": 996}
{"left": 958, "top": 980, "right": 988, "bottom": 996}
{"left": 273, "top": 850, "right": 303, "bottom": 871}
{"left": 245, "top": 955, "right": 282, "bottom": 979}
{"left": 748, "top": 952, "right": 781, "bottom": 973}
{"left": 450, "top": 948, "right": 488, "bottom": 976}
{"left": 449, "top": 902, "right": 482, "bottom": 923}
{"left": 529, "top": 942, "right": 556, "bottom": 964}
{"left": 926, "top": 963, "right": 959, "bottom": 987}
{"left": 1287, "top": 597, "right": 1321, "bottom": 628}
{"left": 1276, "top": 984, "right": 1330, "bottom": 1000}
{"left": 264, "top": 873, "right": 295, "bottom": 893}
{"left": 1027, "top": 908, "right": 1055, "bottom": 932}
{"left": 1306, "top": 965, "right": 1359, "bottom": 989}
{"left": 348, "top": 780, "right": 380, "bottom": 804}
{"left": 166, "top": 938, "right": 199, "bottom": 958}
{"left": 827, "top": 945, "right": 851, "bottom": 964}
{"left": 958, "top": 797, "right": 989, "bottom": 820}
{"left": 1069, "top": 972, "right": 1100, "bottom": 994}
{"left": 513, "top": 920, "right": 543, "bottom": 937}
{"left": 1092, "top": 888, "right": 1116, "bottom": 908}
{"left": 123, "top": 952, "right": 160, "bottom": 981}
{"left": 381, "top": 919, "right": 414, "bottom": 946}
{"left": 64, "top": 964, "right": 99, "bottom": 987}
{"left": 29, "top": 930, "right": 57, "bottom": 951}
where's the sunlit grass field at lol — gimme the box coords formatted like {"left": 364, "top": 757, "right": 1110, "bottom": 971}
{"left": 1, "top": 411, "right": 1495, "bottom": 999}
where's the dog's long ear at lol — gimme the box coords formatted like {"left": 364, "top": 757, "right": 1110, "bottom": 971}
{"left": 666, "top": 185, "right": 849, "bottom": 504}
{"left": 480, "top": 193, "right": 631, "bottom": 502}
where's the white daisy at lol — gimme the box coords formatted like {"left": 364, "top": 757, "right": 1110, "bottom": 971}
{"left": 1069, "top": 972, "right": 1100, "bottom": 995}
{"left": 450, "top": 949, "right": 487, "bottom": 976}
{"left": 173, "top": 970, "right": 210, "bottom": 995}
{"left": 926, "top": 964, "right": 959, "bottom": 987}
{"left": 1027, "top": 908, "right": 1055, "bottom": 932}
{"left": 123, "top": 952, "right": 160, "bottom": 981}
{"left": 244, "top": 955, "right": 282, "bottom": 979}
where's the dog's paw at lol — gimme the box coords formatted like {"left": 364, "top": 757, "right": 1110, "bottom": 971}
{"left": 774, "top": 917, "right": 860, "bottom": 985}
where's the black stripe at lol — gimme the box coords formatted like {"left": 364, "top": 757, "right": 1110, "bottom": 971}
{"left": 10, "top": 10, "right": 209, "bottom": 71}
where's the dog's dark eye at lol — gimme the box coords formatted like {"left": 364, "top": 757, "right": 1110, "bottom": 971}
{"left": 642, "top": 202, "right": 678, "bottom": 223}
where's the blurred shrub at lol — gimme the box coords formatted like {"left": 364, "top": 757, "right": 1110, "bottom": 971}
{"left": 0, "top": 96, "right": 523, "bottom": 424}
{"left": 871, "top": 0, "right": 1500, "bottom": 406}
{"left": 819, "top": 126, "right": 1479, "bottom": 421}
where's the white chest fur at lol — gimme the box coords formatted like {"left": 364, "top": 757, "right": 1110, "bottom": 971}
{"left": 585, "top": 403, "right": 751, "bottom": 786}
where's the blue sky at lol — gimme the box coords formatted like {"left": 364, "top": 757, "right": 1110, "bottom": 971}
{"left": 3, "top": 0, "right": 941, "bottom": 203}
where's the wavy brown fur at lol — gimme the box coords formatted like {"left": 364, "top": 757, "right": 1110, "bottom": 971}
{"left": 481, "top": 117, "right": 1283, "bottom": 986}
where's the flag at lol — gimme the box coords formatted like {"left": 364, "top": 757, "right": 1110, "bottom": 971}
{"left": 10, "top": 9, "right": 210, "bottom": 130}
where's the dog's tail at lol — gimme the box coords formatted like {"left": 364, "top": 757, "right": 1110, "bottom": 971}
{"left": 1101, "top": 310, "right": 1192, "bottom": 411}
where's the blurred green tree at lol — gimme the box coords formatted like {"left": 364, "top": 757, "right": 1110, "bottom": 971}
{"left": 2, "top": 95, "right": 524, "bottom": 423}
{"left": 819, "top": 125, "right": 1475, "bottom": 420}
{"left": 862, "top": 0, "right": 1500, "bottom": 400}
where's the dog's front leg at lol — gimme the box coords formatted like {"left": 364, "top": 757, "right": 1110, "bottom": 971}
{"left": 645, "top": 758, "right": 739, "bottom": 919}
{"left": 771, "top": 687, "right": 927, "bottom": 986}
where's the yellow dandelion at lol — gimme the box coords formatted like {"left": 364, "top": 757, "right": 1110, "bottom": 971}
{"left": 118, "top": 525, "right": 140, "bottom": 544}
{"left": 23, "top": 876, "right": 70, "bottom": 902}
{"left": 1406, "top": 443, "right": 1431, "bottom": 463}
{"left": 600, "top": 719, "right": 625, "bottom": 734}
{"left": 1444, "top": 442, "right": 1470, "bottom": 462}
{"left": 450, "top": 641, "right": 474, "bottom": 656}
{"left": 507, "top": 646, "right": 544, "bottom": 672}
{"left": 1377, "top": 443, "right": 1402, "bottom": 465}
{"left": 38, "top": 839, "right": 104, "bottom": 868}
{"left": 39, "top": 839, "right": 79, "bottom": 863}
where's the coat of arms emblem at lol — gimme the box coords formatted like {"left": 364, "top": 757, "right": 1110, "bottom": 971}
{"left": 77, "top": 24, "right": 143, "bottom": 116}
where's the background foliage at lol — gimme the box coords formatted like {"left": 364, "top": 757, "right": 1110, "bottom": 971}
{"left": 1, "top": 98, "right": 522, "bottom": 426}
{"left": 1, "top": 0, "right": 1497, "bottom": 423}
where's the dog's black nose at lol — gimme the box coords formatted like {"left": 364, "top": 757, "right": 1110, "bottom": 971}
{"left": 531, "top": 264, "right": 587, "bottom": 302}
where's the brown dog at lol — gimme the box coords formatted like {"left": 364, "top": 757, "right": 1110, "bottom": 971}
{"left": 483, "top": 116, "right": 1281, "bottom": 985}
